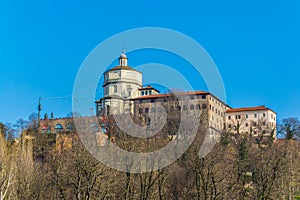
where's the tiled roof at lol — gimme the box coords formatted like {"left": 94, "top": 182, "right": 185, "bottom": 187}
{"left": 138, "top": 86, "right": 154, "bottom": 90}
{"left": 138, "top": 85, "right": 160, "bottom": 92}
{"left": 131, "top": 91, "right": 209, "bottom": 100}
{"left": 226, "top": 106, "right": 275, "bottom": 113}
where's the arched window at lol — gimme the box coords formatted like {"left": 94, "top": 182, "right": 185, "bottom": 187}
{"left": 147, "top": 117, "right": 151, "bottom": 125}
{"left": 66, "top": 123, "right": 75, "bottom": 132}
{"left": 106, "top": 105, "right": 110, "bottom": 115}
{"left": 202, "top": 103, "right": 207, "bottom": 109}
{"left": 196, "top": 104, "right": 201, "bottom": 109}
{"left": 105, "top": 87, "right": 108, "bottom": 95}
{"left": 139, "top": 108, "right": 143, "bottom": 114}
{"left": 145, "top": 107, "right": 149, "bottom": 113}
{"left": 55, "top": 124, "right": 63, "bottom": 133}
{"left": 190, "top": 104, "right": 194, "bottom": 110}
{"left": 178, "top": 106, "right": 181, "bottom": 110}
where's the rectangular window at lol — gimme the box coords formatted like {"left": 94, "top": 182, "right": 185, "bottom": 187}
{"left": 105, "top": 87, "right": 108, "bottom": 95}
{"left": 254, "top": 114, "right": 257, "bottom": 118}
{"left": 246, "top": 114, "right": 248, "bottom": 119}
{"left": 263, "top": 113, "right": 266, "bottom": 117}
{"left": 228, "top": 116, "right": 231, "bottom": 120}
{"left": 114, "top": 85, "right": 117, "bottom": 93}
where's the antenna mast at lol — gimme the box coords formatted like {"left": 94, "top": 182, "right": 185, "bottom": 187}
{"left": 38, "top": 97, "right": 42, "bottom": 129}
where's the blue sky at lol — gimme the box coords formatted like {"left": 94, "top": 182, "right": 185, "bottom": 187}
{"left": 0, "top": 0, "right": 299, "bottom": 123}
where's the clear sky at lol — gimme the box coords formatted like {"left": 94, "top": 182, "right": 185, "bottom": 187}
{"left": 0, "top": 0, "right": 299, "bottom": 124}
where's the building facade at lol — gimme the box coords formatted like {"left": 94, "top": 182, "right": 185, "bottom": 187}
{"left": 95, "top": 53, "right": 142, "bottom": 116}
{"left": 132, "top": 91, "right": 227, "bottom": 137}
{"left": 226, "top": 106, "right": 277, "bottom": 136}
{"left": 94, "top": 52, "right": 277, "bottom": 137}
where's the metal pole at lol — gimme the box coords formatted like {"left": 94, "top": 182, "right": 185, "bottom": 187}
{"left": 38, "top": 97, "right": 41, "bottom": 130}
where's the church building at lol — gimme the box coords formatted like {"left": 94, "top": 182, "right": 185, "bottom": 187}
{"left": 95, "top": 53, "right": 142, "bottom": 116}
{"left": 95, "top": 52, "right": 277, "bottom": 137}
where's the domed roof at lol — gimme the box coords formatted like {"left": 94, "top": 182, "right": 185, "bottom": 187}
{"left": 105, "top": 51, "right": 140, "bottom": 72}
{"left": 120, "top": 53, "right": 127, "bottom": 58}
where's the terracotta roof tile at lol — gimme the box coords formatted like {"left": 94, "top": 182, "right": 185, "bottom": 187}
{"left": 138, "top": 85, "right": 160, "bottom": 92}
{"left": 226, "top": 106, "right": 275, "bottom": 113}
{"left": 131, "top": 91, "right": 209, "bottom": 100}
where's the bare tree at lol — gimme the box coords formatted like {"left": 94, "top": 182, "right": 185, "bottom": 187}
{"left": 0, "top": 134, "right": 15, "bottom": 199}
{"left": 14, "top": 133, "right": 34, "bottom": 200}
{"left": 28, "top": 112, "right": 38, "bottom": 131}
{"left": 278, "top": 117, "right": 300, "bottom": 140}
{"left": 14, "top": 119, "right": 29, "bottom": 136}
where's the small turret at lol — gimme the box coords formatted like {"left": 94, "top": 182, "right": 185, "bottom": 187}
{"left": 119, "top": 49, "right": 128, "bottom": 66}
